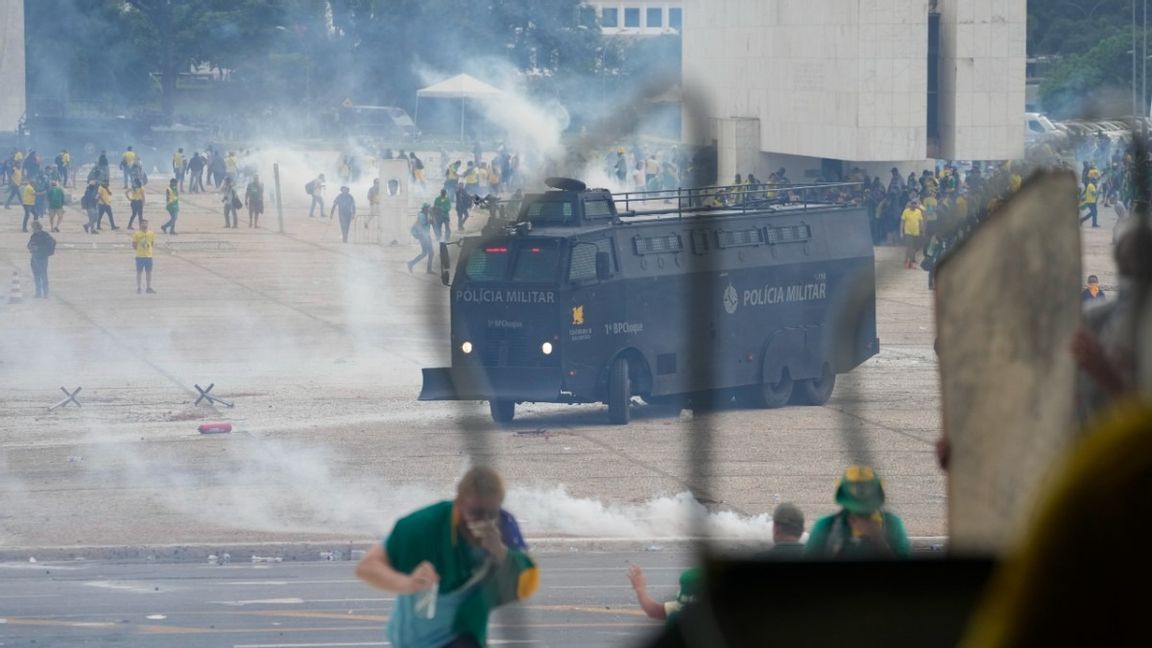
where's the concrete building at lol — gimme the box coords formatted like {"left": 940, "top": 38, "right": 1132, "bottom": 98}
{"left": 588, "top": 1, "right": 683, "bottom": 36}
{"left": 681, "top": 0, "right": 1026, "bottom": 182}
{"left": 0, "top": 0, "right": 25, "bottom": 134}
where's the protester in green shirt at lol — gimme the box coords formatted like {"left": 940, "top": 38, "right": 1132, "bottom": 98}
{"left": 46, "top": 180, "right": 65, "bottom": 232}
{"left": 628, "top": 564, "right": 701, "bottom": 627}
{"left": 356, "top": 467, "right": 539, "bottom": 648}
{"left": 805, "top": 465, "right": 911, "bottom": 559}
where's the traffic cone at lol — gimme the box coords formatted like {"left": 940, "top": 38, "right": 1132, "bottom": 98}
{"left": 8, "top": 270, "right": 23, "bottom": 303}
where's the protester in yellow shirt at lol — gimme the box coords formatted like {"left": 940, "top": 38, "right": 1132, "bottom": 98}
{"left": 132, "top": 219, "right": 156, "bottom": 294}
{"left": 901, "top": 199, "right": 925, "bottom": 269}
{"left": 20, "top": 180, "right": 37, "bottom": 232}
{"left": 4, "top": 165, "right": 22, "bottom": 208}
{"left": 1079, "top": 181, "right": 1099, "bottom": 228}
{"left": 97, "top": 182, "right": 119, "bottom": 230}
{"left": 126, "top": 181, "right": 146, "bottom": 229}
{"left": 121, "top": 146, "right": 137, "bottom": 188}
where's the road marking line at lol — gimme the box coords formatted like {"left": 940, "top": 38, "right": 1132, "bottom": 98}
{"left": 83, "top": 581, "right": 159, "bottom": 594}
{"left": 213, "top": 598, "right": 305, "bottom": 606}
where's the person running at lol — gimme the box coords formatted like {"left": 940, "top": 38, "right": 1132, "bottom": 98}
{"left": 330, "top": 185, "right": 356, "bottom": 243}
{"left": 26, "top": 220, "right": 55, "bottom": 298}
{"left": 46, "top": 180, "right": 65, "bottom": 232}
{"left": 161, "top": 179, "right": 180, "bottom": 235}
{"left": 97, "top": 181, "right": 118, "bottom": 230}
{"left": 245, "top": 175, "right": 264, "bottom": 228}
{"left": 355, "top": 466, "right": 539, "bottom": 648}
{"left": 434, "top": 189, "right": 453, "bottom": 240}
{"left": 407, "top": 204, "right": 435, "bottom": 273}
{"left": 4, "top": 162, "right": 22, "bottom": 209}
{"left": 1079, "top": 178, "right": 1100, "bottom": 227}
{"left": 56, "top": 149, "right": 71, "bottom": 187}
{"left": 125, "top": 180, "right": 145, "bottom": 230}
{"left": 132, "top": 219, "right": 156, "bottom": 294}
{"left": 221, "top": 177, "right": 240, "bottom": 228}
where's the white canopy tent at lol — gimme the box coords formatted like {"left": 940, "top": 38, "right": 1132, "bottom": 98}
{"left": 414, "top": 74, "right": 506, "bottom": 140}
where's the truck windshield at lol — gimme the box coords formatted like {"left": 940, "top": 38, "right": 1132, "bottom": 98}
{"left": 463, "top": 240, "right": 561, "bottom": 283}
{"left": 525, "top": 198, "right": 577, "bottom": 226}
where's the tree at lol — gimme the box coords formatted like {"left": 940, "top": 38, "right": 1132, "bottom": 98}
{"left": 116, "top": 0, "right": 286, "bottom": 118}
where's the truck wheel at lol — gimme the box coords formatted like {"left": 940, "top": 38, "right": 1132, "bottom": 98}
{"left": 489, "top": 400, "right": 515, "bottom": 424}
{"left": 740, "top": 369, "right": 793, "bottom": 409}
{"left": 607, "top": 357, "right": 631, "bottom": 425}
{"left": 794, "top": 363, "right": 836, "bottom": 405}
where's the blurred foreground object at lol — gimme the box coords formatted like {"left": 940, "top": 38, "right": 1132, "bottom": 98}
{"left": 960, "top": 403, "right": 1152, "bottom": 647}
{"left": 934, "top": 170, "right": 1082, "bottom": 554}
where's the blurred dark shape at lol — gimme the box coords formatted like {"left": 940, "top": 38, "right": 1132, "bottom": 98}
{"left": 647, "top": 558, "right": 995, "bottom": 648}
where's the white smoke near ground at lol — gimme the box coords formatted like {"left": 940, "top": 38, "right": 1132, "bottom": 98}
{"left": 509, "top": 487, "right": 774, "bottom": 540}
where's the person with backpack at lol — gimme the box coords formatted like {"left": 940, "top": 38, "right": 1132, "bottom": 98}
{"left": 307, "top": 173, "right": 326, "bottom": 218}
{"left": 407, "top": 204, "right": 435, "bottom": 274}
{"left": 804, "top": 465, "right": 910, "bottom": 559}
{"left": 27, "top": 220, "right": 55, "bottom": 298}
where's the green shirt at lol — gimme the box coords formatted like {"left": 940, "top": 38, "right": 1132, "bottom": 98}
{"left": 47, "top": 186, "right": 65, "bottom": 209}
{"left": 804, "top": 511, "right": 910, "bottom": 559}
{"left": 385, "top": 501, "right": 538, "bottom": 647}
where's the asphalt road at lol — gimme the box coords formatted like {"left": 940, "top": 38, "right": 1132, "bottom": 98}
{"left": 0, "top": 550, "right": 686, "bottom": 648}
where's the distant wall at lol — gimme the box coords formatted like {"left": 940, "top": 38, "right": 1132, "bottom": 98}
{"left": 0, "top": 0, "right": 24, "bottom": 132}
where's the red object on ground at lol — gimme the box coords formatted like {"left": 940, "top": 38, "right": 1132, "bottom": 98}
{"left": 198, "top": 422, "right": 233, "bottom": 434}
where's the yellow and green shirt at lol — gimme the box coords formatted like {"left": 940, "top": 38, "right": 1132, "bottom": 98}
{"left": 132, "top": 230, "right": 155, "bottom": 258}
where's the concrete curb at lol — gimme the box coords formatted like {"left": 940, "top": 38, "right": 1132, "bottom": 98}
{"left": 0, "top": 537, "right": 950, "bottom": 564}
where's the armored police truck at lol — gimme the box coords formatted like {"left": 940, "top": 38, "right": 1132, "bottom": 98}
{"left": 420, "top": 178, "right": 879, "bottom": 424}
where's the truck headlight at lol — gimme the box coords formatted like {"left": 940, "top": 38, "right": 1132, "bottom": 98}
{"left": 541, "top": 341, "right": 553, "bottom": 355}
{"left": 461, "top": 341, "right": 473, "bottom": 354}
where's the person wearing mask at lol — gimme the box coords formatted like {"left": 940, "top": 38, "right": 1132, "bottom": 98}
{"left": 161, "top": 179, "right": 180, "bottom": 235}
{"left": 330, "top": 185, "right": 356, "bottom": 243}
{"left": 1081, "top": 275, "right": 1106, "bottom": 303}
{"left": 26, "top": 220, "right": 55, "bottom": 298}
{"left": 125, "top": 180, "right": 146, "bottom": 230}
{"left": 804, "top": 465, "right": 910, "bottom": 559}
{"left": 355, "top": 466, "right": 538, "bottom": 648}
